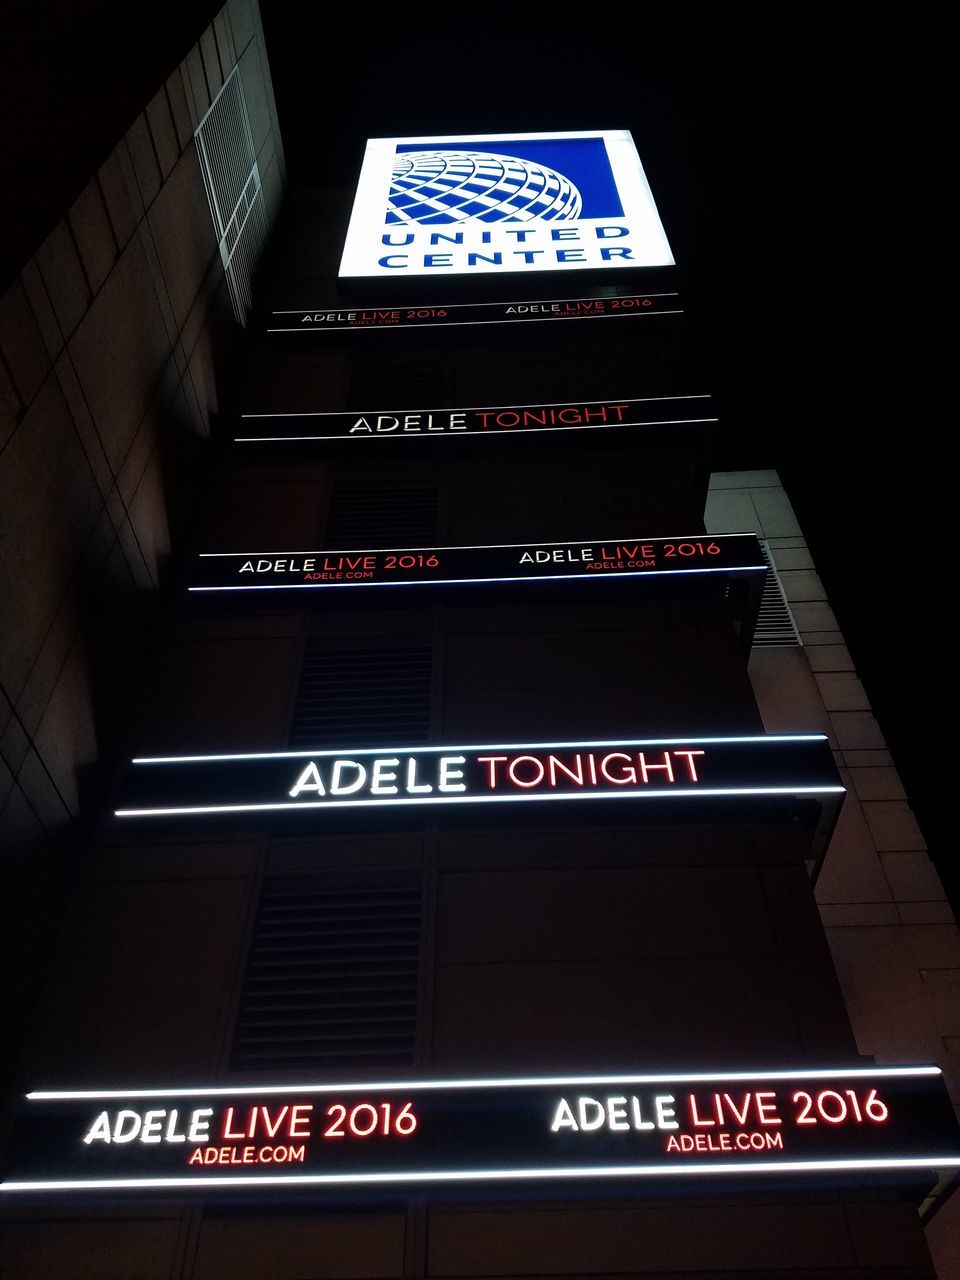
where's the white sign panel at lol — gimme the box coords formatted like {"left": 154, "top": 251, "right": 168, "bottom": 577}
{"left": 338, "top": 130, "right": 674, "bottom": 278}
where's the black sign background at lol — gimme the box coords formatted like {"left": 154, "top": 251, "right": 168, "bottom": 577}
{"left": 3, "top": 1069, "right": 956, "bottom": 1192}
{"left": 269, "top": 293, "right": 681, "bottom": 333}
{"left": 189, "top": 534, "right": 764, "bottom": 593}
{"left": 113, "top": 736, "right": 842, "bottom": 820}
{"left": 235, "top": 394, "right": 714, "bottom": 444}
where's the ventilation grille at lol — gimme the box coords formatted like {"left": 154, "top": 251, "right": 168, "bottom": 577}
{"left": 347, "top": 365, "right": 445, "bottom": 410}
{"left": 753, "top": 542, "right": 802, "bottom": 646}
{"left": 290, "top": 643, "right": 433, "bottom": 748}
{"left": 324, "top": 483, "right": 440, "bottom": 547}
{"left": 232, "top": 873, "right": 421, "bottom": 1070}
{"left": 195, "top": 66, "right": 268, "bottom": 326}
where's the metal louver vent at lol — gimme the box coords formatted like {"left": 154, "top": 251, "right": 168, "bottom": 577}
{"left": 290, "top": 644, "right": 433, "bottom": 747}
{"left": 232, "top": 872, "right": 421, "bottom": 1070}
{"left": 324, "top": 482, "right": 440, "bottom": 546}
{"left": 753, "top": 542, "right": 802, "bottom": 646}
{"left": 347, "top": 366, "right": 444, "bottom": 409}
{"left": 195, "top": 65, "right": 267, "bottom": 326}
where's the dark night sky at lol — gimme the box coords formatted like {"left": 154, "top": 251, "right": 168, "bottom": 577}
{"left": 1, "top": 7, "right": 953, "bottom": 897}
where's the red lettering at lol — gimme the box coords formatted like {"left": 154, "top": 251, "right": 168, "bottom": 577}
{"left": 600, "top": 752, "right": 637, "bottom": 785}
{"left": 547, "top": 754, "right": 585, "bottom": 786}
{"left": 348, "top": 1103, "right": 379, "bottom": 1137}
{"left": 289, "top": 1104, "right": 312, "bottom": 1137}
{"left": 721, "top": 1093, "right": 751, "bottom": 1127}
{"left": 689, "top": 1095, "right": 716, "bottom": 1127}
{"left": 476, "top": 755, "right": 507, "bottom": 787}
{"left": 817, "top": 1090, "right": 848, "bottom": 1123}
{"left": 221, "top": 1107, "right": 245, "bottom": 1140}
{"left": 673, "top": 749, "right": 704, "bottom": 781}
{"left": 507, "top": 755, "right": 545, "bottom": 788}
{"left": 756, "top": 1092, "right": 781, "bottom": 1125}
{"left": 638, "top": 751, "right": 675, "bottom": 783}
{"left": 260, "top": 1106, "right": 289, "bottom": 1139}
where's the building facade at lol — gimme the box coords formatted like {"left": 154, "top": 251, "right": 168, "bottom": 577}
{"left": 2, "top": 5, "right": 959, "bottom": 1277}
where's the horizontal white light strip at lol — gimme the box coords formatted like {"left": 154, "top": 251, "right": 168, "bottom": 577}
{"left": 267, "top": 310, "right": 684, "bottom": 333}
{"left": 198, "top": 531, "right": 751, "bottom": 555}
{"left": 26, "top": 1065, "right": 941, "bottom": 1101}
{"left": 240, "top": 393, "right": 708, "bottom": 421}
{"left": 130, "top": 734, "right": 827, "bottom": 765}
{"left": 271, "top": 292, "right": 681, "bottom": 316}
{"left": 115, "top": 786, "right": 845, "bottom": 819}
{"left": 6, "top": 1157, "right": 960, "bottom": 1193}
{"left": 236, "top": 416, "right": 716, "bottom": 442}
{"left": 188, "top": 566, "right": 767, "bottom": 593}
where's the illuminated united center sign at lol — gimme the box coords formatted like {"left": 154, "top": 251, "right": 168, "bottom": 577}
{"left": 189, "top": 533, "right": 765, "bottom": 593}
{"left": 235, "top": 394, "right": 714, "bottom": 444}
{"left": 339, "top": 131, "right": 674, "bottom": 278}
{"left": 113, "top": 735, "right": 842, "bottom": 821}
{"left": 3, "top": 1067, "right": 957, "bottom": 1193}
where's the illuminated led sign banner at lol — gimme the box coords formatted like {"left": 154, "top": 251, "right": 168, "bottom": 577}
{"left": 338, "top": 131, "right": 674, "bottom": 279}
{"left": 236, "top": 394, "right": 713, "bottom": 444}
{"left": 270, "top": 291, "right": 679, "bottom": 333}
{"left": 113, "top": 735, "right": 842, "bottom": 821}
{"left": 4, "top": 1067, "right": 957, "bottom": 1194}
{"left": 190, "top": 534, "right": 765, "bottom": 594}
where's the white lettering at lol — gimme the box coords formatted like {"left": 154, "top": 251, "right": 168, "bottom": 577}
{"left": 82, "top": 1111, "right": 113, "bottom": 1145}
{"left": 547, "top": 1094, "right": 678, "bottom": 1135}
{"left": 140, "top": 1110, "right": 164, "bottom": 1144}
{"left": 576, "top": 1097, "right": 606, "bottom": 1131}
{"left": 606, "top": 1096, "right": 630, "bottom": 1131}
{"left": 164, "top": 1109, "right": 187, "bottom": 1143}
{"left": 549, "top": 1098, "right": 578, "bottom": 1132}
{"left": 631, "top": 1096, "right": 654, "bottom": 1130}
{"left": 405, "top": 758, "right": 434, "bottom": 794}
{"left": 113, "top": 1110, "right": 142, "bottom": 1143}
{"left": 370, "top": 757, "right": 399, "bottom": 796}
{"left": 656, "top": 1094, "right": 679, "bottom": 1130}
{"left": 331, "top": 760, "right": 366, "bottom": 795}
{"left": 188, "top": 1108, "right": 213, "bottom": 1143}
{"left": 289, "top": 761, "right": 326, "bottom": 797}
{"left": 438, "top": 755, "right": 467, "bottom": 793}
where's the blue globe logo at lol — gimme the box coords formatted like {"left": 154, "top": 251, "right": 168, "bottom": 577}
{"left": 387, "top": 150, "right": 583, "bottom": 225}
